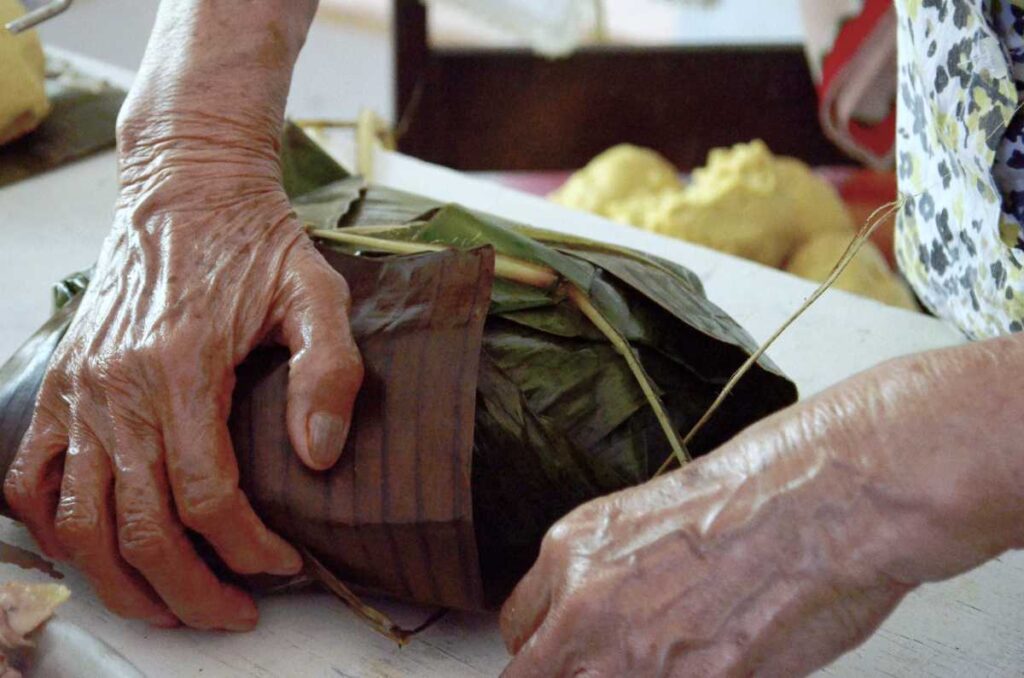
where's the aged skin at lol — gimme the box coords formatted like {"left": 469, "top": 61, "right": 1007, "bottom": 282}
{"left": 4, "top": 0, "right": 363, "bottom": 630}
{"left": 501, "top": 337, "right": 1024, "bottom": 676}
{"left": 7, "top": 0, "right": 1024, "bottom": 673}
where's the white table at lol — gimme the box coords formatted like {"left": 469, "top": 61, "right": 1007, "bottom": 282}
{"left": 1, "top": 54, "right": 1022, "bottom": 678}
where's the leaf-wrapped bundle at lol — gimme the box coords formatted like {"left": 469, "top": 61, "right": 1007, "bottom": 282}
{"left": 0, "top": 129, "right": 797, "bottom": 610}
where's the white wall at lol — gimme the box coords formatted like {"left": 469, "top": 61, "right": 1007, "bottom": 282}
{"left": 657, "top": 0, "right": 803, "bottom": 44}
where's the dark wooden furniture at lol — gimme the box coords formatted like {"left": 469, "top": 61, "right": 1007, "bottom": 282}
{"left": 393, "top": 0, "right": 851, "bottom": 171}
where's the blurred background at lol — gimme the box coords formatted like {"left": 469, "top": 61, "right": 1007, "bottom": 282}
{"left": 31, "top": 0, "right": 805, "bottom": 123}
{"left": 10, "top": 0, "right": 911, "bottom": 310}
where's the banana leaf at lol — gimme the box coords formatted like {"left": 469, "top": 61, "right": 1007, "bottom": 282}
{"left": 279, "top": 124, "right": 349, "bottom": 198}
{"left": 0, "top": 126, "right": 797, "bottom": 611}
{"left": 0, "top": 57, "right": 125, "bottom": 189}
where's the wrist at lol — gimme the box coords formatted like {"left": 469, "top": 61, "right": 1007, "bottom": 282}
{"left": 115, "top": 110, "right": 286, "bottom": 209}
{"left": 847, "top": 343, "right": 1024, "bottom": 584}
{"left": 118, "top": 0, "right": 320, "bottom": 183}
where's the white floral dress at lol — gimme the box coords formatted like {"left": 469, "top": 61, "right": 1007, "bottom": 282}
{"left": 895, "top": 0, "right": 1024, "bottom": 338}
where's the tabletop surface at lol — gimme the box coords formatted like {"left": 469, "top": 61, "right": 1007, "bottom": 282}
{"left": 0, "top": 55, "right": 1022, "bottom": 678}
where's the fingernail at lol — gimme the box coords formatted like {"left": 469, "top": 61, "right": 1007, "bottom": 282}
{"left": 270, "top": 546, "right": 304, "bottom": 576}
{"left": 226, "top": 617, "right": 258, "bottom": 633}
{"left": 226, "top": 606, "right": 260, "bottom": 633}
{"left": 308, "top": 412, "right": 348, "bottom": 469}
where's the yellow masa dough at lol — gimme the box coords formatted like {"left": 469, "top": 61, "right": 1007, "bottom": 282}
{"left": 552, "top": 139, "right": 916, "bottom": 310}
{"left": 787, "top": 231, "right": 918, "bottom": 310}
{"left": 0, "top": 0, "right": 49, "bottom": 146}
{"left": 550, "top": 144, "right": 683, "bottom": 217}
{"left": 645, "top": 141, "right": 854, "bottom": 268}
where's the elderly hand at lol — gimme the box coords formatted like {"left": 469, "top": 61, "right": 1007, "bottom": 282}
{"left": 3, "top": 112, "right": 362, "bottom": 630}
{"left": 501, "top": 341, "right": 1024, "bottom": 676}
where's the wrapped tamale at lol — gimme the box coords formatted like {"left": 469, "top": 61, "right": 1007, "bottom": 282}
{"left": 0, "top": 128, "right": 797, "bottom": 610}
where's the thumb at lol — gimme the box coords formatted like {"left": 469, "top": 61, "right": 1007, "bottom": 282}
{"left": 277, "top": 244, "right": 363, "bottom": 471}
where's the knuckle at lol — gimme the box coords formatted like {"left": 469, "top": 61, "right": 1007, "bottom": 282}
{"left": 76, "top": 358, "right": 128, "bottom": 404}
{"left": 53, "top": 501, "right": 99, "bottom": 551}
{"left": 80, "top": 347, "right": 156, "bottom": 388}
{"left": 292, "top": 341, "right": 363, "bottom": 393}
{"left": 3, "top": 469, "right": 32, "bottom": 514}
{"left": 177, "top": 481, "right": 237, "bottom": 531}
{"left": 320, "top": 352, "right": 364, "bottom": 389}
{"left": 304, "top": 259, "right": 352, "bottom": 310}
{"left": 76, "top": 356, "right": 109, "bottom": 385}
{"left": 328, "top": 269, "right": 352, "bottom": 304}
{"left": 77, "top": 352, "right": 159, "bottom": 417}
{"left": 100, "top": 354, "right": 136, "bottom": 384}
{"left": 118, "top": 517, "right": 172, "bottom": 568}
{"left": 177, "top": 611, "right": 226, "bottom": 632}
{"left": 39, "top": 363, "right": 72, "bottom": 402}
{"left": 542, "top": 520, "right": 572, "bottom": 553}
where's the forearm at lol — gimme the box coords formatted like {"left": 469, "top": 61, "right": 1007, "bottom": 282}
{"left": 499, "top": 323, "right": 1024, "bottom": 675}
{"left": 719, "top": 332, "right": 1024, "bottom": 589}
{"left": 853, "top": 333, "right": 1024, "bottom": 580}
{"left": 118, "top": 0, "right": 318, "bottom": 187}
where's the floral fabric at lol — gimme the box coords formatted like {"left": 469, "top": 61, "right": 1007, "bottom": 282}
{"left": 894, "top": 0, "right": 1024, "bottom": 338}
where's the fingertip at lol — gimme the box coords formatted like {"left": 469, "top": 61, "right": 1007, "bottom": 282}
{"left": 191, "top": 585, "right": 259, "bottom": 633}
{"left": 149, "top": 611, "right": 181, "bottom": 629}
{"left": 285, "top": 357, "right": 361, "bottom": 472}
{"left": 500, "top": 573, "right": 551, "bottom": 655}
{"left": 225, "top": 598, "right": 260, "bottom": 633}
{"left": 268, "top": 540, "right": 304, "bottom": 577}
{"left": 305, "top": 411, "right": 349, "bottom": 471}
{"left": 226, "top": 619, "right": 258, "bottom": 633}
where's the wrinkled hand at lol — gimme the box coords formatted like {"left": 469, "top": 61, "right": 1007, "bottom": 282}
{"left": 5, "top": 127, "right": 363, "bottom": 630}
{"left": 500, "top": 429, "right": 909, "bottom": 675}
{"left": 498, "top": 350, "right": 1022, "bottom": 677}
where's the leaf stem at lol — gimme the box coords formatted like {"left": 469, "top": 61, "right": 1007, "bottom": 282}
{"left": 310, "top": 228, "right": 446, "bottom": 255}
{"left": 654, "top": 197, "right": 906, "bottom": 476}
{"left": 309, "top": 228, "right": 559, "bottom": 288}
{"left": 566, "top": 286, "right": 691, "bottom": 469}
{"left": 302, "top": 548, "right": 411, "bottom": 646}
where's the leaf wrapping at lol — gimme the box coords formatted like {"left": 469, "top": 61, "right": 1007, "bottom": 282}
{"left": 0, "top": 126, "right": 798, "bottom": 610}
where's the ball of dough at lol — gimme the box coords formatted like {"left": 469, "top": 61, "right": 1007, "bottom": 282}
{"left": 645, "top": 187, "right": 800, "bottom": 268}
{"left": 550, "top": 140, "right": 908, "bottom": 312}
{"left": 550, "top": 144, "right": 683, "bottom": 217}
{"left": 786, "top": 231, "right": 918, "bottom": 310}
{"left": 0, "top": 0, "right": 49, "bottom": 146}
{"left": 689, "top": 140, "right": 853, "bottom": 238}
{"left": 603, "top": 190, "right": 682, "bottom": 230}
{"left": 772, "top": 156, "right": 855, "bottom": 240}
{"left": 644, "top": 142, "right": 803, "bottom": 268}
{"left": 641, "top": 140, "right": 858, "bottom": 269}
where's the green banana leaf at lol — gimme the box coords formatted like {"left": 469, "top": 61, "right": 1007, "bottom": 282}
{"left": 294, "top": 150, "right": 797, "bottom": 603}
{"left": 280, "top": 124, "right": 349, "bottom": 198}
{"left": 292, "top": 177, "right": 365, "bottom": 230}
{"left": 338, "top": 184, "right": 440, "bottom": 227}
{"left": 0, "top": 124, "right": 797, "bottom": 610}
